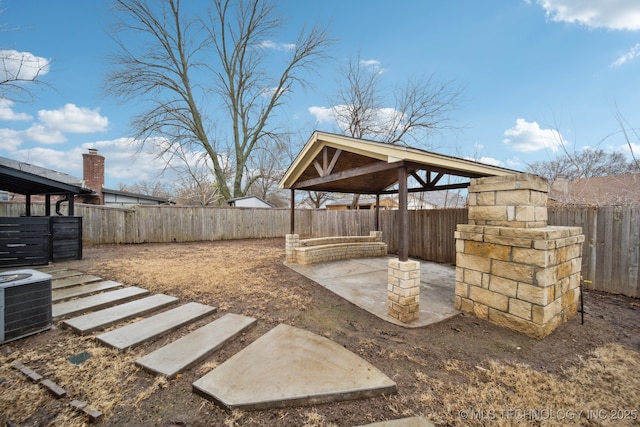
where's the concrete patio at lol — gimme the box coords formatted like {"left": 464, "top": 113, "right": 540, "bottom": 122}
{"left": 285, "top": 256, "right": 459, "bottom": 328}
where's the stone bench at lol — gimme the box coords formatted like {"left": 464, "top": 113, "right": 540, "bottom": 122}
{"left": 286, "top": 231, "right": 387, "bottom": 265}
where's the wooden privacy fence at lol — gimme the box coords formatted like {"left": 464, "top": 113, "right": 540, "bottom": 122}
{"left": 1, "top": 202, "right": 638, "bottom": 297}
{"left": 548, "top": 206, "right": 640, "bottom": 298}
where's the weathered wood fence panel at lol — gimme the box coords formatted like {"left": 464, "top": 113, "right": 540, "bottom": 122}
{"left": 548, "top": 206, "right": 640, "bottom": 298}
{"left": 1, "top": 202, "right": 639, "bottom": 297}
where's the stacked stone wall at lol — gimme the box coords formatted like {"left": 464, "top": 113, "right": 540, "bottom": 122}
{"left": 285, "top": 231, "right": 387, "bottom": 265}
{"left": 455, "top": 225, "right": 584, "bottom": 338}
{"left": 456, "top": 173, "right": 584, "bottom": 339}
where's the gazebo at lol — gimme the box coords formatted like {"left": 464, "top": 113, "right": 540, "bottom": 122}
{"left": 279, "top": 131, "right": 518, "bottom": 323}
{"left": 0, "top": 157, "right": 93, "bottom": 267}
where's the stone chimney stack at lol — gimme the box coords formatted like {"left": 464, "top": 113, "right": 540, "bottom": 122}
{"left": 82, "top": 148, "right": 104, "bottom": 204}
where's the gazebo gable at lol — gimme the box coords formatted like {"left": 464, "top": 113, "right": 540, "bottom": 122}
{"left": 279, "top": 131, "right": 518, "bottom": 195}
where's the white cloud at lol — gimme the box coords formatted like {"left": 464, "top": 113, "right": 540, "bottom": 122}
{"left": 477, "top": 156, "right": 503, "bottom": 166}
{"left": 257, "top": 40, "right": 295, "bottom": 51}
{"left": 506, "top": 157, "right": 524, "bottom": 169}
{"left": 612, "top": 43, "right": 640, "bottom": 67}
{"left": 11, "top": 147, "right": 75, "bottom": 173}
{"left": 465, "top": 155, "right": 503, "bottom": 166}
{"left": 0, "top": 49, "right": 50, "bottom": 82}
{"left": 38, "top": 104, "right": 108, "bottom": 133}
{"left": 308, "top": 106, "right": 336, "bottom": 123}
{"left": 359, "top": 59, "right": 386, "bottom": 74}
{"left": 23, "top": 123, "right": 66, "bottom": 144}
{"left": 618, "top": 141, "right": 640, "bottom": 159}
{"left": 360, "top": 59, "right": 381, "bottom": 68}
{"left": 536, "top": 0, "right": 640, "bottom": 30}
{"left": 0, "top": 99, "right": 32, "bottom": 121}
{"left": 503, "top": 118, "right": 564, "bottom": 152}
{"left": 0, "top": 128, "right": 22, "bottom": 151}
{"left": 309, "top": 104, "right": 404, "bottom": 136}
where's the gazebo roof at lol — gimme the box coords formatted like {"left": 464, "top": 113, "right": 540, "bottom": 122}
{"left": 0, "top": 156, "right": 93, "bottom": 196}
{"left": 279, "top": 131, "right": 519, "bottom": 194}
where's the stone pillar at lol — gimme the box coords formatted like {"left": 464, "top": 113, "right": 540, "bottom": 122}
{"left": 370, "top": 230, "right": 383, "bottom": 241}
{"left": 285, "top": 234, "right": 299, "bottom": 263}
{"left": 455, "top": 173, "right": 584, "bottom": 339}
{"left": 387, "top": 259, "right": 420, "bottom": 323}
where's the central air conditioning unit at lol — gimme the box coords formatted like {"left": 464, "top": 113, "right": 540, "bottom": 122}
{"left": 0, "top": 269, "right": 52, "bottom": 344}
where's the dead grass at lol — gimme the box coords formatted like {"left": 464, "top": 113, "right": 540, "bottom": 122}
{"left": 93, "top": 242, "right": 312, "bottom": 321}
{"left": 3, "top": 240, "right": 639, "bottom": 426}
{"left": 407, "top": 343, "right": 640, "bottom": 426}
{"left": 0, "top": 334, "right": 150, "bottom": 425}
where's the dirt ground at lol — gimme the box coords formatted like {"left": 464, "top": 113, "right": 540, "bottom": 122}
{"left": 1, "top": 238, "right": 640, "bottom": 427}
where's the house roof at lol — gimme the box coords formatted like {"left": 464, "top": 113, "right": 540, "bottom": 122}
{"left": 102, "top": 187, "right": 173, "bottom": 204}
{"left": 550, "top": 174, "right": 640, "bottom": 206}
{"left": 279, "top": 131, "right": 519, "bottom": 194}
{"left": 0, "top": 156, "right": 94, "bottom": 196}
{"left": 227, "top": 195, "right": 275, "bottom": 207}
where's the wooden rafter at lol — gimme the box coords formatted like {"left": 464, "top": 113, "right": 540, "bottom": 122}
{"left": 312, "top": 147, "right": 342, "bottom": 177}
{"left": 293, "top": 160, "right": 400, "bottom": 190}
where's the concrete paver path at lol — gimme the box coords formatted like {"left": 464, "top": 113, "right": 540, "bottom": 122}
{"left": 62, "top": 294, "right": 179, "bottom": 335}
{"left": 193, "top": 324, "right": 396, "bottom": 411}
{"left": 52, "top": 274, "right": 102, "bottom": 290}
{"left": 97, "top": 302, "right": 217, "bottom": 351}
{"left": 136, "top": 313, "right": 256, "bottom": 378}
{"left": 52, "top": 286, "right": 149, "bottom": 320}
{"left": 52, "top": 280, "right": 123, "bottom": 302}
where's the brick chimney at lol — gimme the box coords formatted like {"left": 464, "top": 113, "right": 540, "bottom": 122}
{"left": 82, "top": 148, "right": 104, "bottom": 204}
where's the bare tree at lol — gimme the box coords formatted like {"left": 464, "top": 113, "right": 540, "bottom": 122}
{"left": 118, "top": 180, "right": 174, "bottom": 200}
{"left": 613, "top": 104, "right": 640, "bottom": 172}
{"left": 331, "top": 53, "right": 461, "bottom": 146}
{"left": 1, "top": 8, "right": 51, "bottom": 103}
{"left": 527, "top": 149, "right": 637, "bottom": 181}
{"left": 106, "top": 0, "right": 331, "bottom": 201}
{"left": 326, "top": 54, "right": 462, "bottom": 207}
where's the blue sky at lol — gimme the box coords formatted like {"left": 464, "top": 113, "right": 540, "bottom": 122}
{"left": 1, "top": 0, "right": 639, "bottom": 189}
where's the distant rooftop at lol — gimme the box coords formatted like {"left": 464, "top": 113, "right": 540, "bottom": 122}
{"left": 0, "top": 156, "right": 93, "bottom": 196}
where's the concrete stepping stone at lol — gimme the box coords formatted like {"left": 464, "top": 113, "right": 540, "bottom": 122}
{"left": 52, "top": 274, "right": 102, "bottom": 290}
{"left": 49, "top": 270, "right": 84, "bottom": 280}
{"left": 52, "top": 280, "right": 123, "bottom": 302}
{"left": 52, "top": 287, "right": 149, "bottom": 320}
{"left": 62, "top": 294, "right": 179, "bottom": 335}
{"left": 97, "top": 302, "right": 217, "bottom": 351}
{"left": 192, "top": 324, "right": 397, "bottom": 411}
{"left": 136, "top": 313, "right": 257, "bottom": 378}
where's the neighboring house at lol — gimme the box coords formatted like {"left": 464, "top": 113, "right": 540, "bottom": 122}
{"left": 1, "top": 150, "right": 172, "bottom": 207}
{"left": 407, "top": 194, "right": 437, "bottom": 210}
{"left": 549, "top": 174, "right": 640, "bottom": 206}
{"left": 102, "top": 188, "right": 172, "bottom": 206}
{"left": 325, "top": 195, "right": 398, "bottom": 210}
{"left": 80, "top": 149, "right": 172, "bottom": 206}
{"left": 227, "top": 195, "right": 274, "bottom": 208}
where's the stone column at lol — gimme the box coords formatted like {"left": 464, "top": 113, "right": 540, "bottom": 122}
{"left": 370, "top": 230, "right": 383, "bottom": 241}
{"left": 285, "top": 234, "right": 299, "bottom": 263}
{"left": 455, "top": 173, "right": 584, "bottom": 339}
{"left": 387, "top": 259, "right": 420, "bottom": 323}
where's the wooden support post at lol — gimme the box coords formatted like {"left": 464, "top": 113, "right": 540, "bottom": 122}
{"left": 398, "top": 165, "right": 409, "bottom": 262}
{"left": 375, "top": 193, "right": 380, "bottom": 231}
{"left": 290, "top": 189, "right": 295, "bottom": 234}
{"left": 68, "top": 192, "right": 75, "bottom": 216}
{"left": 45, "top": 195, "right": 51, "bottom": 216}
{"left": 25, "top": 194, "right": 31, "bottom": 217}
